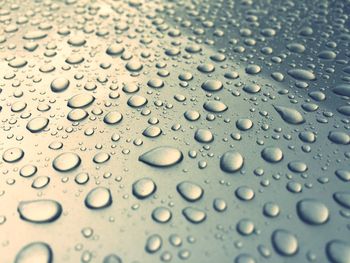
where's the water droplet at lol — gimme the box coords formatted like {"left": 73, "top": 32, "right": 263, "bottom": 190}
{"left": 333, "top": 84, "right": 350, "bottom": 97}
{"left": 177, "top": 181, "right": 203, "bottom": 202}
{"left": 143, "top": 126, "right": 162, "bottom": 138}
{"left": 182, "top": 207, "right": 206, "bottom": 224}
{"left": 127, "top": 95, "right": 148, "bottom": 108}
{"left": 297, "top": 199, "right": 329, "bottom": 225}
{"left": 203, "top": 101, "right": 228, "bottom": 113}
{"left": 272, "top": 229, "right": 298, "bottom": 256}
{"left": 103, "top": 111, "right": 123, "bottom": 125}
{"left": 201, "top": 80, "right": 223, "bottom": 92}
{"left": 261, "top": 147, "right": 283, "bottom": 163}
{"left": 152, "top": 207, "right": 172, "bottom": 223}
{"left": 2, "top": 147, "right": 24, "bottom": 163}
{"left": 145, "top": 234, "right": 162, "bottom": 253}
{"left": 194, "top": 129, "right": 214, "bottom": 143}
{"left": 328, "top": 131, "right": 349, "bottom": 145}
{"left": 326, "top": 240, "right": 350, "bottom": 263}
{"left": 237, "top": 218, "right": 255, "bottom": 236}
{"left": 139, "top": 147, "right": 183, "bottom": 167}
{"left": 132, "top": 178, "right": 156, "bottom": 199}
{"left": 274, "top": 105, "right": 305, "bottom": 125}
{"left": 106, "top": 44, "right": 125, "bottom": 56}
{"left": 52, "top": 152, "right": 81, "bottom": 172}
{"left": 85, "top": 187, "right": 112, "bottom": 209}
{"left": 67, "top": 94, "right": 95, "bottom": 108}
{"left": 235, "top": 186, "right": 255, "bottom": 201}
{"left": 103, "top": 254, "right": 122, "bottom": 263}
{"left": 287, "top": 69, "right": 316, "bottom": 81}
{"left": 15, "top": 242, "right": 52, "bottom": 263}
{"left": 333, "top": 192, "right": 350, "bottom": 209}
{"left": 26, "top": 117, "right": 49, "bottom": 133}
{"left": 220, "top": 151, "right": 244, "bottom": 173}
{"left": 50, "top": 78, "right": 70, "bottom": 93}
{"left": 18, "top": 200, "right": 62, "bottom": 223}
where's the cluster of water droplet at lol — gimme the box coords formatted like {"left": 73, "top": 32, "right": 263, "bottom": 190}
{"left": 0, "top": 0, "right": 349, "bottom": 262}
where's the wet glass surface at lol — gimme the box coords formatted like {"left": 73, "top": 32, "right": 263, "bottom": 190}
{"left": 0, "top": 0, "right": 350, "bottom": 262}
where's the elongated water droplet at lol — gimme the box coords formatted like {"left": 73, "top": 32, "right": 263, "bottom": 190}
{"left": 18, "top": 200, "right": 62, "bottom": 223}
{"left": 139, "top": 147, "right": 183, "bottom": 167}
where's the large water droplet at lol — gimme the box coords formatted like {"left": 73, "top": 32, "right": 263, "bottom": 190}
{"left": 326, "top": 240, "right": 350, "bottom": 263}
{"left": 182, "top": 207, "right": 206, "bottom": 224}
{"left": 274, "top": 105, "right": 305, "bottom": 125}
{"left": 50, "top": 77, "right": 70, "bottom": 92}
{"left": 18, "top": 200, "right": 62, "bottom": 223}
{"left": 85, "top": 187, "right": 112, "bottom": 209}
{"left": 287, "top": 69, "right": 316, "bottom": 81}
{"left": 297, "top": 199, "right": 329, "bottom": 225}
{"left": 15, "top": 242, "right": 53, "bottom": 263}
{"left": 139, "top": 147, "right": 183, "bottom": 167}
{"left": 177, "top": 181, "right": 203, "bottom": 202}
{"left": 132, "top": 178, "right": 157, "bottom": 199}
{"left": 272, "top": 229, "right": 298, "bottom": 256}
{"left": 26, "top": 117, "right": 49, "bottom": 133}
{"left": 52, "top": 152, "right": 81, "bottom": 172}
{"left": 261, "top": 147, "right": 283, "bottom": 163}
{"left": 2, "top": 147, "right": 24, "bottom": 163}
{"left": 220, "top": 151, "right": 244, "bottom": 173}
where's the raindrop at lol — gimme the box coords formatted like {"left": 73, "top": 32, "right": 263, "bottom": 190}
{"left": 85, "top": 187, "right": 112, "bottom": 209}
{"left": 15, "top": 242, "right": 53, "bottom": 263}
{"left": 272, "top": 229, "right": 298, "bottom": 256}
{"left": 220, "top": 151, "right": 244, "bottom": 173}
{"left": 132, "top": 178, "right": 157, "bottom": 199}
{"left": 139, "top": 147, "right": 183, "bottom": 167}
{"left": 52, "top": 152, "right": 81, "bottom": 172}
{"left": 182, "top": 207, "right": 206, "bottom": 224}
{"left": 18, "top": 200, "right": 62, "bottom": 223}
{"left": 177, "top": 181, "right": 204, "bottom": 202}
